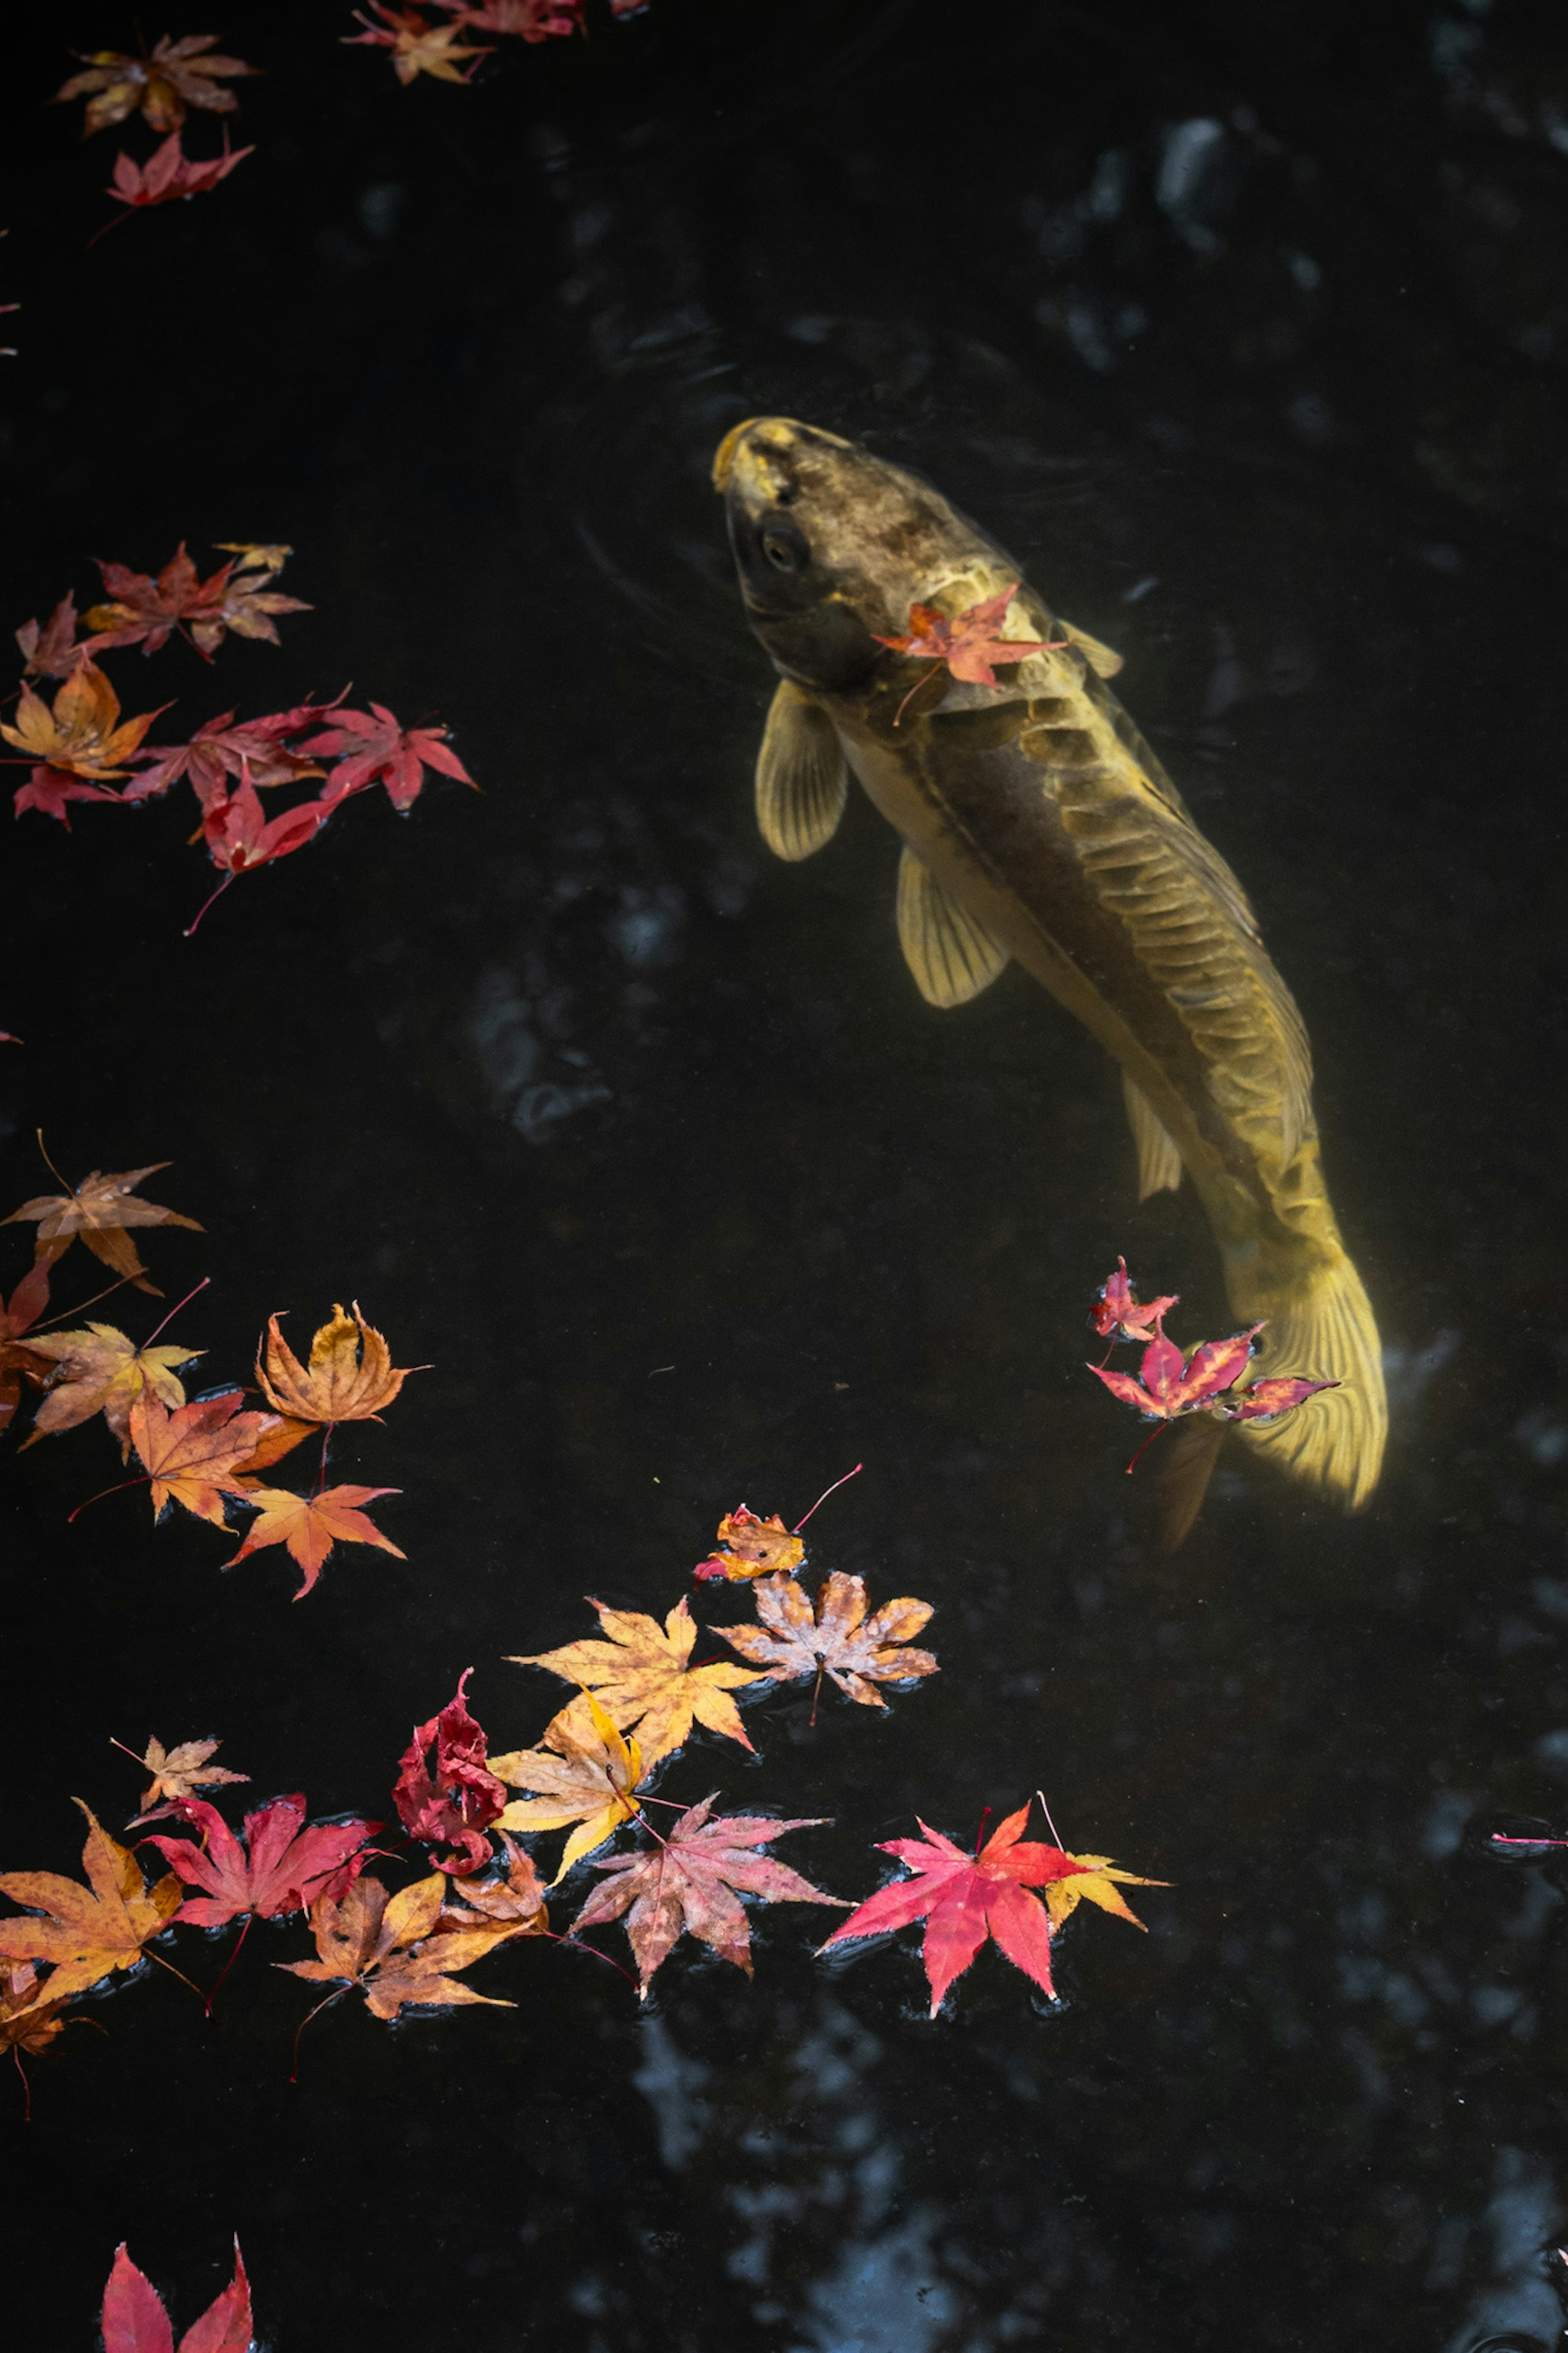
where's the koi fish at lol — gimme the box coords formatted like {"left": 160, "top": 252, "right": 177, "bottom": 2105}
{"left": 713, "top": 415, "right": 1385, "bottom": 1534}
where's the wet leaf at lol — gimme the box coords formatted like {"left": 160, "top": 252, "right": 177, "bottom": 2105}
{"left": 102, "top": 132, "right": 254, "bottom": 220}
{"left": 21, "top": 1320, "right": 202, "bottom": 1457}
{"left": 0, "top": 659, "right": 165, "bottom": 778}
{"left": 128, "top": 705, "right": 330, "bottom": 808}
{"left": 873, "top": 582, "right": 1068, "bottom": 721}
{"left": 0, "top": 1800, "right": 180, "bottom": 2003}
{"left": 393, "top": 1670, "right": 508, "bottom": 1875}
{"left": 1090, "top": 1256, "right": 1179, "bottom": 1345}
{"left": 143, "top": 1794, "right": 379, "bottom": 1928}
{"left": 277, "top": 1870, "right": 520, "bottom": 2020}
{"left": 490, "top": 1690, "right": 646, "bottom": 1882}
{"left": 84, "top": 541, "right": 306, "bottom": 661}
{"left": 1088, "top": 1322, "right": 1263, "bottom": 1426}
{"left": 298, "top": 702, "right": 476, "bottom": 812}
{"left": 255, "top": 1302, "right": 412, "bottom": 1423}
{"left": 434, "top": 0, "right": 583, "bottom": 33}
{"left": 710, "top": 1570, "right": 938, "bottom": 1710}
{"left": 99, "top": 2238, "right": 252, "bottom": 2353}
{"left": 15, "top": 593, "right": 85, "bottom": 681}
{"left": 2, "top": 1157, "right": 202, "bottom": 1294}
{"left": 439, "top": 1831, "right": 549, "bottom": 1933}
{"left": 510, "top": 1594, "right": 763, "bottom": 1762}
{"left": 56, "top": 34, "right": 258, "bottom": 137}
{"left": 125, "top": 1736, "right": 249, "bottom": 1813}
{"left": 0, "top": 1258, "right": 54, "bottom": 1436}
{"left": 1219, "top": 1374, "right": 1341, "bottom": 1424}
{"left": 11, "top": 765, "right": 121, "bottom": 826}
{"left": 0, "top": 1960, "right": 73, "bottom": 2059}
{"left": 693, "top": 1504, "right": 804, "bottom": 1583}
{"left": 128, "top": 1388, "right": 280, "bottom": 1526}
{"left": 197, "top": 769, "right": 337, "bottom": 882}
{"left": 223, "top": 1484, "right": 405, "bottom": 1599}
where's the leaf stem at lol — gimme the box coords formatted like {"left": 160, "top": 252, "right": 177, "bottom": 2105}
{"left": 792, "top": 1462, "right": 862, "bottom": 1535}
{"left": 67, "top": 1472, "right": 151, "bottom": 1523}
{"left": 145, "top": 1946, "right": 207, "bottom": 2003}
{"left": 290, "top": 1984, "right": 349, "bottom": 2083}
{"left": 29, "top": 1273, "right": 134, "bottom": 1332}
{"left": 1124, "top": 1421, "right": 1172, "bottom": 1476}
{"left": 33, "top": 1129, "right": 69, "bottom": 1193}
{"left": 142, "top": 1275, "right": 209, "bottom": 1349}
{"left": 12, "top": 2044, "right": 31, "bottom": 2124}
{"left": 544, "top": 1931, "right": 640, "bottom": 1995}
{"left": 1035, "top": 1789, "right": 1066, "bottom": 1850}
{"left": 203, "top": 1912, "right": 251, "bottom": 2016}
{"left": 183, "top": 871, "right": 235, "bottom": 938}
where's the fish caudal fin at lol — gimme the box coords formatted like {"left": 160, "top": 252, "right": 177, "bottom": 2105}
{"left": 755, "top": 679, "right": 849, "bottom": 861}
{"left": 1230, "top": 1249, "right": 1387, "bottom": 1509}
{"left": 1122, "top": 1071, "right": 1183, "bottom": 1199}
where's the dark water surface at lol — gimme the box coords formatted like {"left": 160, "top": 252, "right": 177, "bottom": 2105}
{"left": 4, "top": 2, "right": 1568, "bottom": 2345}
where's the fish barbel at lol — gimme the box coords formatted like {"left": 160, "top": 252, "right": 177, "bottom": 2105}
{"left": 714, "top": 415, "right": 1386, "bottom": 1532}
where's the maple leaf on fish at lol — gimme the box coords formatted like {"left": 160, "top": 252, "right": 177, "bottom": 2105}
{"left": 255, "top": 1302, "right": 412, "bottom": 1423}
{"left": 1219, "top": 1373, "right": 1341, "bottom": 1424}
{"left": 84, "top": 541, "right": 307, "bottom": 660}
{"left": 278, "top": 1869, "right": 519, "bottom": 2021}
{"left": 124, "top": 1735, "right": 249, "bottom": 1813}
{"left": 1088, "top": 1321, "right": 1263, "bottom": 1427}
{"left": 392, "top": 1670, "right": 508, "bottom": 1874}
{"left": 433, "top": 0, "right": 583, "bottom": 36}
{"left": 15, "top": 593, "right": 85, "bottom": 680}
{"left": 0, "top": 1800, "right": 180, "bottom": 2005}
{"left": 344, "top": 5, "right": 495, "bottom": 83}
{"left": 571, "top": 1796, "right": 845, "bottom": 1996}
{"left": 143, "top": 1793, "right": 379, "bottom": 1928}
{"left": 711, "top": 1570, "right": 939, "bottom": 1711}
{"left": 128, "top": 1388, "right": 281, "bottom": 1526}
{"left": 299, "top": 702, "right": 477, "bottom": 812}
{"left": 223, "top": 1485, "right": 405, "bottom": 1599}
{"left": 102, "top": 132, "right": 254, "bottom": 223}
{"left": 56, "top": 33, "right": 258, "bottom": 137}
{"left": 0, "top": 1258, "right": 53, "bottom": 1438}
{"left": 490, "top": 1691, "right": 647, "bottom": 1881}
{"left": 99, "top": 2240, "right": 252, "bottom": 2353}
{"left": 3, "top": 1157, "right": 202, "bottom": 1293}
{"left": 1091, "top": 1256, "right": 1179, "bottom": 1346}
{"left": 693, "top": 1504, "right": 805, "bottom": 1583}
{"left": 510, "top": 1595, "right": 764, "bottom": 1764}
{"left": 21, "top": 1319, "right": 203, "bottom": 1458}
{"left": 873, "top": 582, "right": 1068, "bottom": 723}
{"left": 0, "top": 659, "right": 165, "bottom": 778}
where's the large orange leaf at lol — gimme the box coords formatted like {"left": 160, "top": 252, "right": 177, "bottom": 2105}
{"left": 127, "top": 1388, "right": 279, "bottom": 1526}
{"left": 224, "top": 1483, "right": 405, "bottom": 1597}
{"left": 255, "top": 1302, "right": 412, "bottom": 1423}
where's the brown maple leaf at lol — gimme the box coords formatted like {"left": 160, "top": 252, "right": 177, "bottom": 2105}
{"left": 0, "top": 1959, "right": 74, "bottom": 2059}
{"left": 224, "top": 1484, "right": 405, "bottom": 1599}
{"left": 571, "top": 1796, "right": 845, "bottom": 1995}
{"left": 15, "top": 593, "right": 85, "bottom": 681}
{"left": 509, "top": 1595, "right": 764, "bottom": 1764}
{"left": 693, "top": 1505, "right": 805, "bottom": 1583}
{"left": 0, "top": 1259, "right": 54, "bottom": 1438}
{"left": 490, "top": 1692, "right": 646, "bottom": 1881}
{"left": 128, "top": 1387, "right": 281, "bottom": 1526}
{"left": 119, "top": 1735, "right": 249, "bottom": 1812}
{"left": 277, "top": 1870, "right": 520, "bottom": 2021}
{"left": 55, "top": 33, "right": 258, "bottom": 137}
{"left": 255, "top": 1303, "right": 413, "bottom": 1424}
{"left": 2, "top": 1152, "right": 202, "bottom": 1294}
{"left": 0, "top": 660, "right": 165, "bottom": 779}
{"left": 21, "top": 1320, "right": 203, "bottom": 1458}
{"left": 711, "top": 1570, "right": 939, "bottom": 1711}
{"left": 82, "top": 543, "right": 308, "bottom": 660}
{"left": 0, "top": 1800, "right": 180, "bottom": 2004}
{"left": 437, "top": 1832, "right": 549, "bottom": 1934}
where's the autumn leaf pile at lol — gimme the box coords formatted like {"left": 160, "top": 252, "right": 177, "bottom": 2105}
{"left": 53, "top": 33, "right": 259, "bottom": 235}
{"left": 346, "top": 0, "right": 653, "bottom": 91}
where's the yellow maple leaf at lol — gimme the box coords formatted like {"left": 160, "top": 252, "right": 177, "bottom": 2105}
{"left": 509, "top": 1595, "right": 763, "bottom": 1763}
{"left": 0, "top": 1800, "right": 180, "bottom": 2003}
{"left": 21, "top": 1320, "right": 202, "bottom": 1457}
{"left": 489, "top": 1691, "right": 645, "bottom": 1882}
{"left": 1043, "top": 1851, "right": 1168, "bottom": 1931}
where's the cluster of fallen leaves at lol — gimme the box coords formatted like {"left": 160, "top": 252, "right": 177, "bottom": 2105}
{"left": 53, "top": 33, "right": 259, "bottom": 237}
{"left": 1, "top": 1142, "right": 413, "bottom": 1597}
{"left": 346, "top": 0, "right": 650, "bottom": 89}
{"left": 6, "top": 544, "right": 474, "bottom": 930}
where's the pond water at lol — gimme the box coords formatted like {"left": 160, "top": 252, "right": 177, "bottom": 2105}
{"left": 4, "top": 2, "right": 1568, "bottom": 2346}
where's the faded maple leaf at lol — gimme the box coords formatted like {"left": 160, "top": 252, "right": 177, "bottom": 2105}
{"left": 0, "top": 660, "right": 164, "bottom": 778}
{"left": 711, "top": 1570, "right": 939, "bottom": 1713}
{"left": 144, "top": 1793, "right": 379, "bottom": 1928}
{"left": 344, "top": 5, "right": 494, "bottom": 83}
{"left": 99, "top": 2240, "right": 252, "bottom": 2353}
{"left": 300, "top": 703, "right": 477, "bottom": 812}
{"left": 56, "top": 34, "right": 258, "bottom": 136}
{"left": 0, "top": 1960, "right": 74, "bottom": 2062}
{"left": 128, "top": 1388, "right": 281, "bottom": 1526}
{"left": 873, "top": 582, "right": 1069, "bottom": 723}
{"left": 1220, "top": 1373, "right": 1342, "bottom": 1424}
{"left": 693, "top": 1504, "right": 804, "bottom": 1584}
{"left": 122, "top": 1735, "right": 249, "bottom": 1814}
{"left": 433, "top": 0, "right": 582, "bottom": 35}
{"left": 510, "top": 1595, "right": 763, "bottom": 1763}
{"left": 393, "top": 1669, "right": 507, "bottom": 1874}
{"left": 256, "top": 1302, "right": 412, "bottom": 1424}
{"left": 277, "top": 1869, "right": 517, "bottom": 2021}
{"left": 0, "top": 1799, "right": 180, "bottom": 2004}
{"left": 15, "top": 593, "right": 84, "bottom": 680}
{"left": 2, "top": 1155, "right": 202, "bottom": 1293}
{"left": 223, "top": 1485, "right": 405, "bottom": 1599}
{"left": 127, "top": 705, "right": 331, "bottom": 809}
{"left": 439, "top": 1831, "right": 548, "bottom": 1932}
{"left": 490, "top": 1691, "right": 646, "bottom": 1881}
{"left": 84, "top": 542, "right": 307, "bottom": 660}
{"left": 0, "top": 1258, "right": 53, "bottom": 1437}
{"left": 212, "top": 540, "right": 292, "bottom": 572}
{"left": 571, "top": 1796, "right": 844, "bottom": 1996}
{"left": 21, "top": 1320, "right": 203, "bottom": 1458}
{"left": 102, "top": 132, "right": 254, "bottom": 223}
{"left": 1091, "top": 1256, "right": 1179, "bottom": 1346}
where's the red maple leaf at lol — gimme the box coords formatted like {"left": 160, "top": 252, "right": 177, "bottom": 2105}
{"left": 873, "top": 582, "right": 1068, "bottom": 723}
{"left": 12, "top": 766, "right": 121, "bottom": 827}
{"left": 128, "top": 703, "right": 333, "bottom": 809}
{"left": 0, "top": 1258, "right": 53, "bottom": 1438}
{"left": 84, "top": 542, "right": 307, "bottom": 661}
{"left": 100, "top": 2238, "right": 252, "bottom": 2353}
{"left": 300, "top": 703, "right": 477, "bottom": 813}
{"left": 102, "top": 130, "right": 253, "bottom": 224}
{"left": 1088, "top": 1321, "right": 1261, "bottom": 1426}
{"left": 15, "top": 593, "right": 85, "bottom": 681}
{"left": 820, "top": 1806, "right": 1090, "bottom": 2014}
{"left": 142, "top": 1794, "right": 379, "bottom": 1928}
{"left": 392, "top": 1669, "right": 508, "bottom": 1876}
{"left": 433, "top": 0, "right": 583, "bottom": 36}
{"left": 1090, "top": 1256, "right": 1179, "bottom": 1345}
{"left": 183, "top": 766, "right": 340, "bottom": 931}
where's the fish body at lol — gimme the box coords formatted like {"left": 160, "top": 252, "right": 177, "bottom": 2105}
{"left": 715, "top": 415, "right": 1385, "bottom": 1521}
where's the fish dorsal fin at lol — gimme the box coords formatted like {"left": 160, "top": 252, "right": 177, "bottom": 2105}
{"left": 755, "top": 679, "right": 849, "bottom": 861}
{"left": 1058, "top": 618, "right": 1124, "bottom": 678}
{"left": 896, "top": 844, "right": 1011, "bottom": 1007}
{"left": 1122, "top": 1069, "right": 1183, "bottom": 1198}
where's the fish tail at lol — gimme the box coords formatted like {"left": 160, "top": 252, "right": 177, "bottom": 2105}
{"left": 1226, "top": 1245, "right": 1387, "bottom": 1509}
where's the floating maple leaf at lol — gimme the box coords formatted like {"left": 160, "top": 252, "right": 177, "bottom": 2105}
{"left": 255, "top": 1301, "right": 413, "bottom": 1424}
{"left": 194, "top": 769, "right": 339, "bottom": 904}
{"left": 490, "top": 1691, "right": 646, "bottom": 1881}
{"left": 121, "top": 1735, "right": 249, "bottom": 1813}
{"left": 223, "top": 1484, "right": 405, "bottom": 1599}
{"left": 102, "top": 131, "right": 254, "bottom": 223}
{"left": 1090, "top": 1256, "right": 1179, "bottom": 1346}
{"left": 0, "top": 1799, "right": 180, "bottom": 2005}
{"left": 11, "top": 766, "right": 121, "bottom": 826}
{"left": 143, "top": 1793, "right": 379, "bottom": 1928}
{"left": 439, "top": 1831, "right": 548, "bottom": 1931}
{"left": 84, "top": 541, "right": 308, "bottom": 660}
{"left": 1219, "top": 1374, "right": 1342, "bottom": 1423}
{"left": 21, "top": 1319, "right": 203, "bottom": 1457}
{"left": 693, "top": 1504, "right": 805, "bottom": 1584}
{"left": 128, "top": 1388, "right": 281, "bottom": 1526}
{"left": 1088, "top": 1316, "right": 1337, "bottom": 1468}
{"left": 299, "top": 702, "right": 476, "bottom": 812}
{"left": 433, "top": 0, "right": 582, "bottom": 35}
{"left": 711, "top": 1570, "right": 938, "bottom": 1713}
{"left": 392, "top": 1670, "right": 508, "bottom": 1874}
{"left": 344, "top": 5, "right": 494, "bottom": 83}
{"left": 0, "top": 660, "right": 165, "bottom": 778}
{"left": 510, "top": 1595, "right": 764, "bottom": 1763}
{"left": 0, "top": 1258, "right": 53, "bottom": 1436}
{"left": 873, "top": 582, "right": 1068, "bottom": 723}
{"left": 2, "top": 1154, "right": 202, "bottom": 1293}
{"left": 0, "top": 1960, "right": 74, "bottom": 2067}
{"left": 278, "top": 1869, "right": 520, "bottom": 2022}
{"left": 127, "top": 704, "right": 332, "bottom": 808}
{"left": 99, "top": 2240, "right": 252, "bottom": 2353}
{"left": 14, "top": 593, "right": 85, "bottom": 680}
{"left": 56, "top": 34, "right": 258, "bottom": 136}
{"left": 571, "top": 1796, "right": 844, "bottom": 1996}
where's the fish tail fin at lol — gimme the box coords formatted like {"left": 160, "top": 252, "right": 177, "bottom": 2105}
{"left": 1228, "top": 1247, "right": 1387, "bottom": 1509}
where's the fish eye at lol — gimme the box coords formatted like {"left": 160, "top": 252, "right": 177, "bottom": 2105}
{"left": 760, "top": 522, "right": 809, "bottom": 573}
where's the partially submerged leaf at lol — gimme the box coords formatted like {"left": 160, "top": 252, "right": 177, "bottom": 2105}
{"left": 510, "top": 1595, "right": 763, "bottom": 1763}
{"left": 21, "top": 1320, "right": 203, "bottom": 1457}
{"left": 0, "top": 1800, "right": 180, "bottom": 2003}
{"left": 693, "top": 1504, "right": 804, "bottom": 1584}
{"left": 224, "top": 1484, "right": 405, "bottom": 1598}
{"left": 1088, "top": 1322, "right": 1263, "bottom": 1426}
{"left": 490, "top": 1691, "right": 646, "bottom": 1881}
{"left": 143, "top": 1793, "right": 378, "bottom": 1928}
{"left": 710, "top": 1570, "right": 939, "bottom": 1710}
{"left": 99, "top": 2238, "right": 252, "bottom": 2353}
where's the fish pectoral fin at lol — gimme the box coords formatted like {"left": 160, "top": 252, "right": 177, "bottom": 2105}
{"left": 895, "top": 845, "right": 1011, "bottom": 1008}
{"left": 1122, "top": 1070, "right": 1183, "bottom": 1198}
{"left": 755, "top": 679, "right": 849, "bottom": 861}
{"left": 1058, "top": 618, "right": 1125, "bottom": 678}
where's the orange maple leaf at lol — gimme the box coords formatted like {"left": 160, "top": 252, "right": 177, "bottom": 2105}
{"left": 225, "top": 1484, "right": 405, "bottom": 1598}
{"left": 0, "top": 660, "right": 165, "bottom": 778}
{"left": 255, "top": 1303, "right": 413, "bottom": 1424}
{"left": 1, "top": 1151, "right": 202, "bottom": 1294}
{"left": 693, "top": 1505, "right": 805, "bottom": 1584}
{"left": 127, "top": 1387, "right": 280, "bottom": 1526}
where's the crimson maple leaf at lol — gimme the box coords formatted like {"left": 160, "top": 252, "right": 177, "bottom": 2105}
{"left": 142, "top": 1794, "right": 379, "bottom": 1928}
{"left": 1090, "top": 1256, "right": 1179, "bottom": 1345}
{"left": 12, "top": 768, "right": 120, "bottom": 826}
{"left": 873, "top": 582, "right": 1068, "bottom": 723}
{"left": 393, "top": 1669, "right": 508, "bottom": 1876}
{"left": 301, "top": 703, "right": 477, "bottom": 812}
{"left": 127, "top": 704, "right": 332, "bottom": 809}
{"left": 99, "top": 2239, "right": 252, "bottom": 2353}
{"left": 0, "top": 1258, "right": 53, "bottom": 1437}
{"left": 102, "top": 131, "right": 253, "bottom": 224}
{"left": 185, "top": 767, "right": 340, "bottom": 930}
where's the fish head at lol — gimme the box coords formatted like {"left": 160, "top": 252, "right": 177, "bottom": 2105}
{"left": 714, "top": 415, "right": 1013, "bottom": 693}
